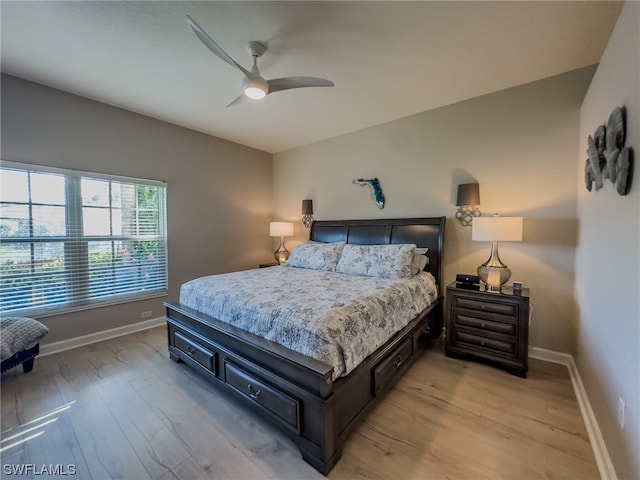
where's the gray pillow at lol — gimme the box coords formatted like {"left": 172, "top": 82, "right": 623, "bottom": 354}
{"left": 284, "top": 241, "right": 346, "bottom": 271}
{"left": 336, "top": 244, "right": 416, "bottom": 279}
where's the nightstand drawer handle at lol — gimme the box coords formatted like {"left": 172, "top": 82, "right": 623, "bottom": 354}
{"left": 481, "top": 322, "right": 486, "bottom": 328}
{"left": 247, "top": 383, "right": 262, "bottom": 400}
{"left": 186, "top": 346, "right": 196, "bottom": 355}
{"left": 481, "top": 340, "right": 486, "bottom": 346}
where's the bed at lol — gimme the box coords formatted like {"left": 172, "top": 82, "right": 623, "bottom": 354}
{"left": 164, "top": 216, "right": 445, "bottom": 474}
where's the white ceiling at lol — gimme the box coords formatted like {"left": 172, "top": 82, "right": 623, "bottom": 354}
{"left": 1, "top": 1, "right": 622, "bottom": 154}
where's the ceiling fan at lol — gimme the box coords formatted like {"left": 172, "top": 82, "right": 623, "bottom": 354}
{"left": 186, "top": 15, "right": 335, "bottom": 106}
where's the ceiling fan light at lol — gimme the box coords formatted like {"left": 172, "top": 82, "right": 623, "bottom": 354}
{"left": 244, "top": 86, "right": 266, "bottom": 99}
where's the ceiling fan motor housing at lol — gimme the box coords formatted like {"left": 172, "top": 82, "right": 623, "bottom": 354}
{"left": 246, "top": 41, "right": 266, "bottom": 58}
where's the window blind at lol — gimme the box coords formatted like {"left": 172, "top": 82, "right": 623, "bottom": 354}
{"left": 0, "top": 161, "right": 168, "bottom": 316}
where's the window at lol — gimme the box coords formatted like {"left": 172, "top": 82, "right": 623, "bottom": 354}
{"left": 0, "top": 161, "right": 168, "bottom": 316}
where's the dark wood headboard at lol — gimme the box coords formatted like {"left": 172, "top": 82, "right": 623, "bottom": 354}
{"left": 310, "top": 217, "right": 446, "bottom": 291}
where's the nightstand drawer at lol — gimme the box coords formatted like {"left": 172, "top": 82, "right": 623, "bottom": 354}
{"left": 454, "top": 296, "right": 517, "bottom": 317}
{"left": 454, "top": 314, "right": 516, "bottom": 337}
{"left": 174, "top": 331, "right": 216, "bottom": 372}
{"left": 454, "top": 331, "right": 516, "bottom": 355}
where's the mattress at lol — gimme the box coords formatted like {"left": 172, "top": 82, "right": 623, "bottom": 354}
{"left": 179, "top": 266, "right": 438, "bottom": 380}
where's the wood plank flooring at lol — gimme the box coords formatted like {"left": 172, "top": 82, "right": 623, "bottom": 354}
{"left": 1, "top": 326, "right": 599, "bottom": 479}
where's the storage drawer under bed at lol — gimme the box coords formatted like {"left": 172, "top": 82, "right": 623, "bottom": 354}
{"left": 373, "top": 337, "right": 413, "bottom": 395}
{"left": 224, "top": 361, "right": 301, "bottom": 433}
{"left": 173, "top": 330, "right": 217, "bottom": 372}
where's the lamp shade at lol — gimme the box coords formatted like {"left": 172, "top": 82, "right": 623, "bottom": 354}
{"left": 456, "top": 183, "right": 480, "bottom": 206}
{"left": 269, "top": 222, "right": 294, "bottom": 237}
{"left": 302, "top": 199, "right": 313, "bottom": 215}
{"left": 472, "top": 216, "right": 523, "bottom": 242}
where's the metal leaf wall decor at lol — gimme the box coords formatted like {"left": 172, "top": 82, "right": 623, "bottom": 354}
{"left": 585, "top": 106, "right": 634, "bottom": 195}
{"left": 353, "top": 178, "right": 385, "bottom": 208}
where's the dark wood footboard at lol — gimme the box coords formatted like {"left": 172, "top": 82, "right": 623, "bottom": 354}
{"left": 165, "top": 297, "right": 442, "bottom": 474}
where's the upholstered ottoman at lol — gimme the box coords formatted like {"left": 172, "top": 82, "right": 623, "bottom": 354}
{"left": 1, "top": 317, "right": 49, "bottom": 374}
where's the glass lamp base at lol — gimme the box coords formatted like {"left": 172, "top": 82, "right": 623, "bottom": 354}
{"left": 477, "top": 265, "right": 511, "bottom": 292}
{"left": 274, "top": 237, "right": 289, "bottom": 264}
{"left": 477, "top": 240, "right": 513, "bottom": 292}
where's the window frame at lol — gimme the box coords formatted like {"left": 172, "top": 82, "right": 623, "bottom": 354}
{"left": 0, "top": 160, "right": 168, "bottom": 317}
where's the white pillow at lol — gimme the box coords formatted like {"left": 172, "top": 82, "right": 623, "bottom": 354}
{"left": 284, "top": 241, "right": 345, "bottom": 271}
{"left": 335, "top": 244, "right": 416, "bottom": 279}
{"left": 411, "top": 247, "right": 429, "bottom": 274}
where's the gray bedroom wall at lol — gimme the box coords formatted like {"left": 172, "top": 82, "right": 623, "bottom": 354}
{"left": 1, "top": 74, "right": 274, "bottom": 345}
{"left": 274, "top": 67, "right": 595, "bottom": 354}
{"left": 577, "top": 2, "right": 640, "bottom": 478}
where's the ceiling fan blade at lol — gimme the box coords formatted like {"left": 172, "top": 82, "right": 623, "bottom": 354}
{"left": 267, "top": 77, "right": 335, "bottom": 94}
{"left": 186, "top": 16, "right": 254, "bottom": 80}
{"left": 226, "top": 95, "right": 246, "bottom": 108}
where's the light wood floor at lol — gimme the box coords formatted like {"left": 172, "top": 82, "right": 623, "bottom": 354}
{"left": 1, "top": 326, "right": 599, "bottom": 480}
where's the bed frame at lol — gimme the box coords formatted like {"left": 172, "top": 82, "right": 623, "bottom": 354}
{"left": 164, "top": 216, "right": 445, "bottom": 474}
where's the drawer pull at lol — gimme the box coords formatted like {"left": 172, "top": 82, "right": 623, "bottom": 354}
{"left": 394, "top": 356, "right": 403, "bottom": 367}
{"left": 481, "top": 340, "right": 486, "bottom": 346}
{"left": 481, "top": 322, "right": 486, "bottom": 328}
{"left": 186, "top": 346, "right": 196, "bottom": 355}
{"left": 247, "top": 383, "right": 262, "bottom": 400}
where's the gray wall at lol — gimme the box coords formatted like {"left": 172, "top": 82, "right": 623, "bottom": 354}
{"left": 577, "top": 2, "right": 640, "bottom": 478}
{"left": 274, "top": 67, "right": 594, "bottom": 354}
{"left": 1, "top": 74, "right": 274, "bottom": 344}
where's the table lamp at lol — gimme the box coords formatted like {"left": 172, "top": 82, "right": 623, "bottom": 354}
{"left": 270, "top": 222, "right": 294, "bottom": 264}
{"left": 472, "top": 216, "right": 523, "bottom": 291}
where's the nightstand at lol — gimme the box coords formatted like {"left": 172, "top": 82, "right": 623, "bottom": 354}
{"left": 445, "top": 282, "right": 530, "bottom": 377}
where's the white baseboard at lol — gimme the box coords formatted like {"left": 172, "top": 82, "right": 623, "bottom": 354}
{"left": 39, "top": 317, "right": 166, "bottom": 357}
{"left": 530, "top": 346, "right": 616, "bottom": 480}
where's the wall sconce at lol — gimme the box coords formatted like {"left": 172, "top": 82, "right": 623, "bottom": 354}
{"left": 302, "top": 199, "right": 314, "bottom": 228}
{"left": 472, "top": 216, "right": 523, "bottom": 291}
{"left": 456, "top": 183, "right": 481, "bottom": 226}
{"left": 269, "top": 222, "right": 294, "bottom": 264}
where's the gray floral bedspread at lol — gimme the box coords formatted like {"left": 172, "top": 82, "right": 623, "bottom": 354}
{"left": 179, "top": 266, "right": 438, "bottom": 380}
